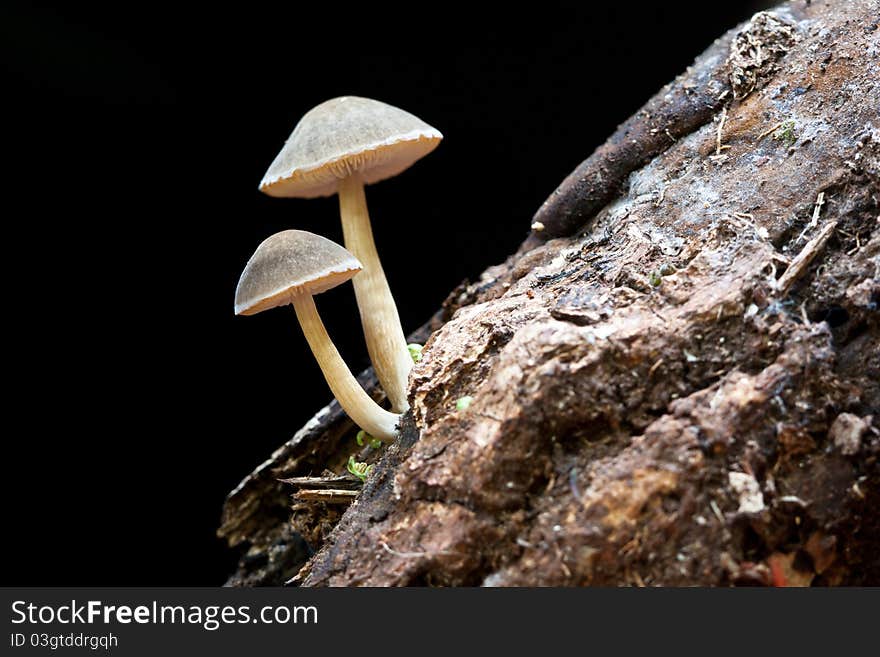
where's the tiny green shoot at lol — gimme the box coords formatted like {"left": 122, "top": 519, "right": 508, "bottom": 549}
{"left": 408, "top": 343, "right": 423, "bottom": 363}
{"left": 650, "top": 262, "right": 676, "bottom": 287}
{"left": 356, "top": 429, "right": 383, "bottom": 449}
{"left": 456, "top": 396, "right": 474, "bottom": 411}
{"left": 347, "top": 456, "right": 373, "bottom": 482}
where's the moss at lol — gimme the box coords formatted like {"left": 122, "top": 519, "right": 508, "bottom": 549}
{"left": 773, "top": 120, "right": 797, "bottom": 146}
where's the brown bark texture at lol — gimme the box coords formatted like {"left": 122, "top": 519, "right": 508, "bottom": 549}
{"left": 220, "top": 0, "right": 880, "bottom": 586}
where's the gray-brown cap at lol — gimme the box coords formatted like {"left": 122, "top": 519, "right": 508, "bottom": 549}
{"left": 259, "top": 96, "right": 443, "bottom": 198}
{"left": 235, "top": 230, "right": 362, "bottom": 316}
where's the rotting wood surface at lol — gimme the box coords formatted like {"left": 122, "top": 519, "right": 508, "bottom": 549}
{"left": 221, "top": 0, "right": 880, "bottom": 586}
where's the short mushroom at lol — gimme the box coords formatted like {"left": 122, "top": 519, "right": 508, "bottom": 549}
{"left": 258, "top": 96, "right": 442, "bottom": 413}
{"left": 235, "top": 229, "right": 399, "bottom": 442}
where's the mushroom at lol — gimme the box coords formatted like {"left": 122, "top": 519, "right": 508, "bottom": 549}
{"left": 258, "top": 96, "right": 442, "bottom": 413}
{"left": 235, "top": 229, "right": 399, "bottom": 442}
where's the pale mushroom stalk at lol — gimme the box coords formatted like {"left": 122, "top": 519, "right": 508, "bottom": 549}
{"left": 338, "top": 174, "right": 411, "bottom": 412}
{"left": 292, "top": 293, "right": 399, "bottom": 442}
{"left": 235, "top": 230, "right": 401, "bottom": 442}
{"left": 259, "top": 96, "right": 442, "bottom": 415}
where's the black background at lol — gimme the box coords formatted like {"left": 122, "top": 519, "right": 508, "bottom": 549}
{"left": 4, "top": 1, "right": 772, "bottom": 584}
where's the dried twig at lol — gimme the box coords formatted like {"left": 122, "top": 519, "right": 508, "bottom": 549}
{"left": 379, "top": 542, "right": 460, "bottom": 559}
{"left": 280, "top": 474, "right": 359, "bottom": 489}
{"left": 716, "top": 107, "right": 729, "bottom": 156}
{"left": 757, "top": 121, "right": 785, "bottom": 141}
{"left": 776, "top": 221, "right": 838, "bottom": 294}
{"left": 810, "top": 192, "right": 826, "bottom": 228}
{"left": 796, "top": 192, "right": 828, "bottom": 243}
{"left": 294, "top": 489, "right": 358, "bottom": 504}
{"left": 846, "top": 232, "right": 862, "bottom": 255}
{"left": 770, "top": 253, "right": 791, "bottom": 265}
{"left": 649, "top": 358, "right": 665, "bottom": 376}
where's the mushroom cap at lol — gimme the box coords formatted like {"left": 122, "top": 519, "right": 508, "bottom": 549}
{"left": 259, "top": 96, "right": 443, "bottom": 198}
{"left": 235, "top": 230, "right": 362, "bottom": 316}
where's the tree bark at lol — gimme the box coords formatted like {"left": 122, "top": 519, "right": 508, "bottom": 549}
{"left": 220, "top": 0, "right": 880, "bottom": 586}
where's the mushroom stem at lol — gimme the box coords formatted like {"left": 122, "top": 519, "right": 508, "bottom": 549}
{"left": 337, "top": 174, "right": 411, "bottom": 412}
{"left": 292, "top": 293, "right": 399, "bottom": 442}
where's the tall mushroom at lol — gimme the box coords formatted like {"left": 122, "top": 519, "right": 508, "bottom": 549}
{"left": 235, "top": 229, "right": 399, "bottom": 442}
{"left": 258, "top": 96, "right": 442, "bottom": 413}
